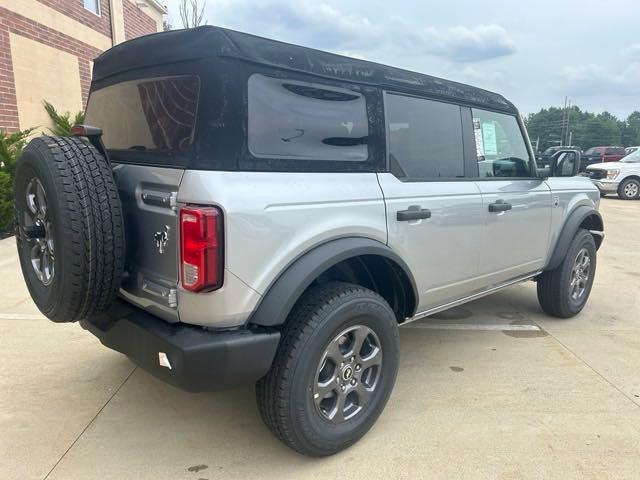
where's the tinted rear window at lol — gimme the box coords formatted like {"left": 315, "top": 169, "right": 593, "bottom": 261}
{"left": 85, "top": 75, "right": 199, "bottom": 157}
{"left": 248, "top": 74, "right": 369, "bottom": 161}
{"left": 605, "top": 147, "right": 625, "bottom": 155}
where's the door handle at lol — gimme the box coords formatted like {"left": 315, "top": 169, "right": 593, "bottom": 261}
{"left": 397, "top": 206, "right": 432, "bottom": 221}
{"left": 488, "top": 200, "right": 512, "bottom": 213}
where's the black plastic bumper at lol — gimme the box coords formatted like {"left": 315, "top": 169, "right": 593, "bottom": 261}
{"left": 80, "top": 300, "right": 280, "bottom": 392}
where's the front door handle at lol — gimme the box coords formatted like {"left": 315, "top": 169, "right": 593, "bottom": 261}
{"left": 397, "top": 206, "right": 432, "bottom": 221}
{"left": 488, "top": 200, "right": 512, "bottom": 212}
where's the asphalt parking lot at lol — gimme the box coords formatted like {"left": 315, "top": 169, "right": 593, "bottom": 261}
{"left": 1, "top": 197, "right": 639, "bottom": 480}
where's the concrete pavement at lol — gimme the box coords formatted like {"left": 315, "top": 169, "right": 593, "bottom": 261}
{"left": 1, "top": 198, "right": 639, "bottom": 479}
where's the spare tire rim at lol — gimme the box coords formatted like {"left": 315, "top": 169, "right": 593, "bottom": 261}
{"left": 313, "top": 325, "right": 382, "bottom": 423}
{"left": 24, "top": 178, "right": 54, "bottom": 286}
{"left": 570, "top": 247, "right": 590, "bottom": 302}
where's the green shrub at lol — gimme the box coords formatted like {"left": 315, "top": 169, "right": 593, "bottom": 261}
{"left": 43, "top": 100, "right": 85, "bottom": 136}
{"left": 0, "top": 128, "right": 35, "bottom": 233}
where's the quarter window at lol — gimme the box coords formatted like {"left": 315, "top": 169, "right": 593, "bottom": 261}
{"left": 386, "top": 93, "right": 464, "bottom": 179}
{"left": 83, "top": 0, "right": 100, "bottom": 15}
{"left": 248, "top": 74, "right": 369, "bottom": 161}
{"left": 472, "top": 109, "right": 531, "bottom": 178}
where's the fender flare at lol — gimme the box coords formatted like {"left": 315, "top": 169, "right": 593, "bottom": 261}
{"left": 545, "top": 206, "right": 603, "bottom": 271}
{"left": 248, "top": 237, "right": 418, "bottom": 327}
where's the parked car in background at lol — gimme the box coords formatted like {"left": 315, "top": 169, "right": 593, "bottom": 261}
{"left": 586, "top": 148, "right": 640, "bottom": 199}
{"left": 536, "top": 145, "right": 582, "bottom": 167}
{"left": 582, "top": 146, "right": 626, "bottom": 171}
{"left": 625, "top": 146, "right": 639, "bottom": 156}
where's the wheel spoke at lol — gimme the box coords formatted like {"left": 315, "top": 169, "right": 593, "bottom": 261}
{"left": 352, "top": 326, "right": 370, "bottom": 356}
{"left": 324, "top": 340, "right": 348, "bottom": 364}
{"left": 36, "top": 181, "right": 47, "bottom": 217}
{"left": 360, "top": 346, "right": 382, "bottom": 370}
{"left": 355, "top": 384, "right": 372, "bottom": 406}
{"left": 332, "top": 392, "right": 347, "bottom": 422}
{"left": 315, "top": 375, "right": 338, "bottom": 401}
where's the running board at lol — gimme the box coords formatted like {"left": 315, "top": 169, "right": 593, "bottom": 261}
{"left": 402, "top": 271, "right": 542, "bottom": 326}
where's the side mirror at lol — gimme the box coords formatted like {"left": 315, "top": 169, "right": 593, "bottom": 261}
{"left": 549, "top": 149, "right": 581, "bottom": 177}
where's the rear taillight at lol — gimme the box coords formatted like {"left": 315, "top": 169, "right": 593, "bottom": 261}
{"left": 180, "top": 206, "right": 223, "bottom": 292}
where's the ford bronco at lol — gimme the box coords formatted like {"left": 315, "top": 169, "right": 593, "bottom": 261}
{"left": 13, "top": 26, "right": 603, "bottom": 456}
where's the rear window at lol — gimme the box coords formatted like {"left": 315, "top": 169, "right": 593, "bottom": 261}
{"left": 85, "top": 75, "right": 199, "bottom": 157}
{"left": 248, "top": 74, "right": 369, "bottom": 161}
{"left": 606, "top": 147, "right": 625, "bottom": 155}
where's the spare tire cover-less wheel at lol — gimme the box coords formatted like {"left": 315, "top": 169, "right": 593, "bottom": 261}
{"left": 14, "top": 136, "right": 124, "bottom": 322}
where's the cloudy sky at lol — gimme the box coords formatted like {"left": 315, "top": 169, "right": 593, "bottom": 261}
{"left": 163, "top": 0, "right": 640, "bottom": 118}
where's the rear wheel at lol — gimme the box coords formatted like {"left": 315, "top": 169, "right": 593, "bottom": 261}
{"left": 618, "top": 178, "right": 640, "bottom": 200}
{"left": 537, "top": 229, "right": 596, "bottom": 318}
{"left": 256, "top": 282, "right": 399, "bottom": 456}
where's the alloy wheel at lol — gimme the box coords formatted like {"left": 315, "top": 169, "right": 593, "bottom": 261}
{"left": 313, "top": 325, "right": 382, "bottom": 423}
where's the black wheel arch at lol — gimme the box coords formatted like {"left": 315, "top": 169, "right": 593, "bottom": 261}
{"left": 545, "top": 205, "right": 603, "bottom": 271}
{"left": 248, "top": 237, "right": 418, "bottom": 327}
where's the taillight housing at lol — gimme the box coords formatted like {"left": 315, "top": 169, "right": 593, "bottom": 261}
{"left": 180, "top": 206, "right": 223, "bottom": 292}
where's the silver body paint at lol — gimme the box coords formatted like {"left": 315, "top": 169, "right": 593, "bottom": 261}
{"left": 113, "top": 164, "right": 600, "bottom": 329}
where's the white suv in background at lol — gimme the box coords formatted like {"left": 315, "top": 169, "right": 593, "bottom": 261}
{"left": 587, "top": 149, "right": 640, "bottom": 200}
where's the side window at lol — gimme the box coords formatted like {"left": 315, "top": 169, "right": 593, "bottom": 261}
{"left": 248, "top": 74, "right": 369, "bottom": 161}
{"left": 386, "top": 93, "right": 464, "bottom": 179}
{"left": 472, "top": 109, "right": 532, "bottom": 178}
{"left": 606, "top": 147, "right": 624, "bottom": 155}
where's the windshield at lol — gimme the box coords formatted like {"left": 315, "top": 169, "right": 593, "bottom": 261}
{"left": 621, "top": 150, "right": 640, "bottom": 163}
{"left": 584, "top": 147, "right": 599, "bottom": 155}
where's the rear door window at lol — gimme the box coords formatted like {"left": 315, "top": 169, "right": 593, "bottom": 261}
{"left": 471, "top": 109, "right": 532, "bottom": 178}
{"left": 248, "top": 74, "right": 369, "bottom": 161}
{"left": 605, "top": 147, "right": 624, "bottom": 155}
{"left": 385, "top": 93, "right": 464, "bottom": 180}
{"left": 85, "top": 75, "right": 199, "bottom": 158}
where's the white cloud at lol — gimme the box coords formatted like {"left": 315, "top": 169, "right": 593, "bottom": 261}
{"left": 418, "top": 24, "right": 516, "bottom": 63}
{"left": 561, "top": 62, "right": 640, "bottom": 97}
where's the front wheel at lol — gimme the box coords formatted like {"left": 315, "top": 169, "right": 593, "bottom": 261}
{"left": 256, "top": 282, "right": 399, "bottom": 456}
{"left": 537, "top": 229, "right": 596, "bottom": 318}
{"left": 618, "top": 178, "right": 640, "bottom": 200}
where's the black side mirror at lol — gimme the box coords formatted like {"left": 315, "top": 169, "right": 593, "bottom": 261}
{"left": 549, "top": 149, "right": 581, "bottom": 177}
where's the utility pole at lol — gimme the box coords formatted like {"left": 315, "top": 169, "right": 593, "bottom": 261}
{"left": 560, "top": 96, "right": 568, "bottom": 146}
{"left": 568, "top": 131, "right": 573, "bottom": 146}
{"left": 565, "top": 99, "right": 572, "bottom": 145}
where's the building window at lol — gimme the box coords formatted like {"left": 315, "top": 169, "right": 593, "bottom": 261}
{"left": 83, "top": 0, "right": 101, "bottom": 15}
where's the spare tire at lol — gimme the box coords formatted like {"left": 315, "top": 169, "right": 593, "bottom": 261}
{"left": 14, "top": 136, "right": 124, "bottom": 322}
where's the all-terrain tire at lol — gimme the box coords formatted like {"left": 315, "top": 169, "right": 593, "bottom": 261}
{"left": 256, "top": 282, "right": 399, "bottom": 456}
{"left": 617, "top": 177, "right": 640, "bottom": 200}
{"left": 537, "top": 228, "right": 596, "bottom": 318}
{"left": 14, "top": 136, "right": 124, "bottom": 322}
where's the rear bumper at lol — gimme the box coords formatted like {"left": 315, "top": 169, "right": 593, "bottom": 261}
{"left": 80, "top": 299, "right": 280, "bottom": 392}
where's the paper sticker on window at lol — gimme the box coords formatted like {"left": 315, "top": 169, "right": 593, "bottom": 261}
{"left": 473, "top": 119, "right": 485, "bottom": 161}
{"left": 481, "top": 122, "right": 498, "bottom": 156}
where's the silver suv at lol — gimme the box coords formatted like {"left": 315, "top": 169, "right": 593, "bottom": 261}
{"left": 13, "top": 26, "right": 604, "bottom": 457}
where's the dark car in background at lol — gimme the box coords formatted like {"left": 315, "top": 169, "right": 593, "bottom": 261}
{"left": 536, "top": 146, "right": 582, "bottom": 167}
{"left": 581, "top": 146, "right": 626, "bottom": 171}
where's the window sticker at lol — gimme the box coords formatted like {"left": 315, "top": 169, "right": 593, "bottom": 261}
{"left": 473, "top": 119, "right": 485, "bottom": 161}
{"left": 481, "top": 121, "right": 498, "bottom": 156}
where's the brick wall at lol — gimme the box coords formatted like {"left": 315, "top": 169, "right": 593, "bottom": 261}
{"left": 0, "top": 23, "right": 19, "bottom": 131}
{"left": 36, "top": 0, "right": 112, "bottom": 38}
{"left": 0, "top": 1, "right": 162, "bottom": 132}
{"left": 0, "top": 7, "right": 102, "bottom": 131}
{"left": 123, "top": 0, "right": 157, "bottom": 41}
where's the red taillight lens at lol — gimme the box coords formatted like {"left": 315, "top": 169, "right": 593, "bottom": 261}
{"left": 180, "top": 207, "right": 223, "bottom": 292}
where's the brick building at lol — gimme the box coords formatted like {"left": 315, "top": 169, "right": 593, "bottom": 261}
{"left": 0, "top": 0, "right": 166, "bottom": 133}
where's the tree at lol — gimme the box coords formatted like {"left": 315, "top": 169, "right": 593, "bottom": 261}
{"left": 179, "top": 0, "right": 207, "bottom": 28}
{"left": 0, "top": 128, "right": 35, "bottom": 233}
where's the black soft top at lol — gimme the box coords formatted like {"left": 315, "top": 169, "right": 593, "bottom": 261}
{"left": 93, "top": 26, "right": 517, "bottom": 114}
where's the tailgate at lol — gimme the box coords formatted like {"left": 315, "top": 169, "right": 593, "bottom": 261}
{"left": 113, "top": 163, "right": 183, "bottom": 322}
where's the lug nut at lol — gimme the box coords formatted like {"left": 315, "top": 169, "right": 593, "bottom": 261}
{"left": 355, "top": 364, "right": 361, "bottom": 371}
{"left": 350, "top": 379, "right": 356, "bottom": 386}
{"left": 341, "top": 385, "right": 346, "bottom": 392}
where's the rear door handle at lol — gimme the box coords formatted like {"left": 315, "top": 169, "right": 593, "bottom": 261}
{"left": 488, "top": 200, "right": 512, "bottom": 213}
{"left": 397, "top": 206, "right": 431, "bottom": 221}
